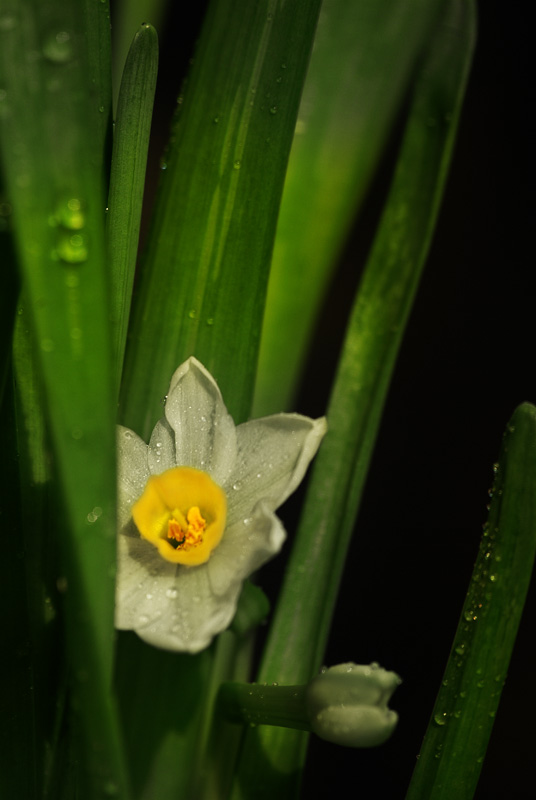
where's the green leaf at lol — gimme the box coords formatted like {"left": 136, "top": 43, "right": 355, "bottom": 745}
{"left": 253, "top": 0, "right": 448, "bottom": 416}
{"left": 110, "top": 0, "right": 168, "bottom": 111}
{"left": 0, "top": 2, "right": 129, "bottom": 794}
{"left": 405, "top": 402, "right": 536, "bottom": 799}
{"left": 83, "top": 0, "right": 113, "bottom": 165}
{"left": 115, "top": 634, "right": 213, "bottom": 800}
{"left": 107, "top": 23, "right": 158, "bottom": 392}
{"left": 120, "top": 0, "right": 323, "bottom": 437}
{"left": 231, "top": 2, "right": 476, "bottom": 797}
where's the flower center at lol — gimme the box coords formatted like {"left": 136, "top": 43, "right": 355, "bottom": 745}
{"left": 167, "top": 506, "right": 206, "bottom": 549}
{"left": 132, "top": 467, "right": 227, "bottom": 566}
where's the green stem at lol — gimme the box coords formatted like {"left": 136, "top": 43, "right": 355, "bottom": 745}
{"left": 219, "top": 684, "right": 310, "bottom": 732}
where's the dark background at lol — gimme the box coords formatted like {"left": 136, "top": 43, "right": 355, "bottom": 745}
{"left": 131, "top": 1, "right": 534, "bottom": 796}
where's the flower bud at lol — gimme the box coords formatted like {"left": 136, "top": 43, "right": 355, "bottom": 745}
{"left": 306, "top": 662, "right": 401, "bottom": 747}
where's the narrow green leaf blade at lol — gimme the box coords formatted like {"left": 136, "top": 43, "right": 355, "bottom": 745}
{"left": 253, "top": 0, "right": 448, "bottom": 416}
{"left": 232, "top": 3, "right": 476, "bottom": 797}
{"left": 405, "top": 402, "right": 536, "bottom": 800}
{"left": 110, "top": 0, "right": 167, "bottom": 111}
{"left": 107, "top": 23, "right": 158, "bottom": 390}
{"left": 83, "top": 0, "right": 113, "bottom": 163}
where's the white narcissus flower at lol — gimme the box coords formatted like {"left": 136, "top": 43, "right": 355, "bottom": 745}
{"left": 116, "top": 357, "right": 326, "bottom": 654}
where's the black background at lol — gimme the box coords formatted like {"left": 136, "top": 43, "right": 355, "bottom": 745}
{"left": 134, "top": 1, "right": 534, "bottom": 796}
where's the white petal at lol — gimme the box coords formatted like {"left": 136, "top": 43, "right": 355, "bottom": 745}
{"left": 115, "top": 533, "right": 177, "bottom": 630}
{"left": 136, "top": 567, "right": 241, "bottom": 654}
{"left": 207, "top": 501, "right": 286, "bottom": 596}
{"left": 164, "top": 357, "right": 237, "bottom": 484}
{"left": 116, "top": 426, "right": 150, "bottom": 529}
{"left": 147, "top": 418, "right": 176, "bottom": 474}
{"left": 225, "top": 414, "right": 327, "bottom": 525}
{"left": 115, "top": 530, "right": 242, "bottom": 653}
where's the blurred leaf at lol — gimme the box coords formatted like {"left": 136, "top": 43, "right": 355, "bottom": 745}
{"left": 83, "top": 0, "right": 113, "bottom": 169}
{"left": 115, "top": 634, "right": 213, "bottom": 799}
{"left": 0, "top": 1, "right": 129, "bottom": 794}
{"left": 253, "top": 0, "right": 448, "bottom": 416}
{"left": 231, "top": 2, "right": 476, "bottom": 797}
{"left": 405, "top": 402, "right": 536, "bottom": 800}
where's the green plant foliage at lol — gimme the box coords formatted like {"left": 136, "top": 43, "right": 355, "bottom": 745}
{"left": 107, "top": 23, "right": 158, "bottom": 392}
{"left": 231, "top": 2, "right": 476, "bottom": 797}
{"left": 120, "top": 0, "right": 323, "bottom": 437}
{"left": 114, "top": 3, "right": 324, "bottom": 798}
{"left": 2, "top": 1, "right": 531, "bottom": 798}
{"left": 405, "top": 403, "right": 536, "bottom": 799}
{"left": 253, "top": 0, "right": 448, "bottom": 416}
{"left": 0, "top": 1, "right": 128, "bottom": 795}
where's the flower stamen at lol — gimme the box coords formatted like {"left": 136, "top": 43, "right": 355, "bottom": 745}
{"left": 167, "top": 506, "right": 207, "bottom": 549}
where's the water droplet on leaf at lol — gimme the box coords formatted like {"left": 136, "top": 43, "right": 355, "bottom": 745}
{"left": 43, "top": 31, "right": 73, "bottom": 64}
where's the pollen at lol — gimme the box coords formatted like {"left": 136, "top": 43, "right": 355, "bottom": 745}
{"left": 167, "top": 506, "right": 207, "bottom": 549}
{"left": 132, "top": 467, "right": 227, "bottom": 566}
